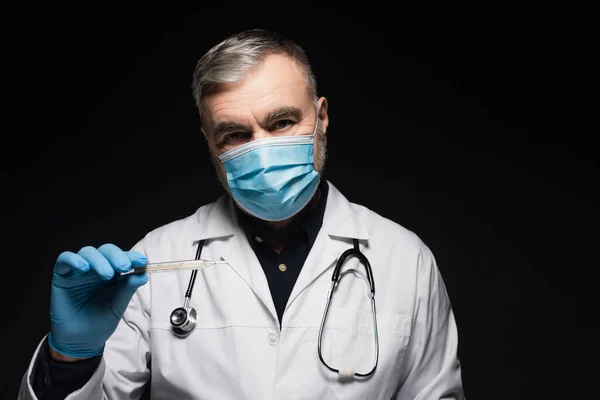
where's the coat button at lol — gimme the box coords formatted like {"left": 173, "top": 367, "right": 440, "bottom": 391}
{"left": 268, "top": 333, "right": 278, "bottom": 345}
{"left": 278, "top": 263, "right": 287, "bottom": 272}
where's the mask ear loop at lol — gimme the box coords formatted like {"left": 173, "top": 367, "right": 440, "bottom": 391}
{"left": 311, "top": 102, "right": 320, "bottom": 137}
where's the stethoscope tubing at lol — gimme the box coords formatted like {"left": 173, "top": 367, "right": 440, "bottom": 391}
{"left": 172, "top": 238, "right": 379, "bottom": 378}
{"left": 317, "top": 239, "right": 379, "bottom": 378}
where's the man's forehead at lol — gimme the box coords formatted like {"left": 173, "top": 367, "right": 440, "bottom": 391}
{"left": 205, "top": 97, "right": 306, "bottom": 119}
{"left": 201, "top": 54, "right": 310, "bottom": 121}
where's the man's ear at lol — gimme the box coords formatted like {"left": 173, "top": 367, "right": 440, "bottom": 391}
{"left": 317, "top": 97, "right": 329, "bottom": 135}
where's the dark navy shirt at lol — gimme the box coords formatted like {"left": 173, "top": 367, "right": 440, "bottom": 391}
{"left": 236, "top": 179, "right": 328, "bottom": 325}
{"left": 32, "top": 180, "right": 329, "bottom": 399}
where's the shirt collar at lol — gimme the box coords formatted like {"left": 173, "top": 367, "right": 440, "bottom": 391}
{"left": 193, "top": 179, "right": 369, "bottom": 243}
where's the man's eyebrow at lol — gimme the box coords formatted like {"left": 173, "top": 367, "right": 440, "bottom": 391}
{"left": 213, "top": 121, "right": 252, "bottom": 138}
{"left": 212, "top": 105, "right": 303, "bottom": 138}
{"left": 263, "top": 105, "right": 303, "bottom": 126}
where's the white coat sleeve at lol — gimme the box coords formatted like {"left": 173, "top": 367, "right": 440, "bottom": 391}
{"left": 395, "top": 245, "right": 466, "bottom": 399}
{"left": 18, "top": 240, "right": 152, "bottom": 400}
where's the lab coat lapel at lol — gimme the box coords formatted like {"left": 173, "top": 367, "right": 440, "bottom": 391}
{"left": 221, "top": 231, "right": 278, "bottom": 324}
{"left": 196, "top": 194, "right": 278, "bottom": 324}
{"left": 285, "top": 182, "right": 370, "bottom": 312}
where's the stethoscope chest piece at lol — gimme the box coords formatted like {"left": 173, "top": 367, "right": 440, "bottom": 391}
{"left": 170, "top": 239, "right": 206, "bottom": 338}
{"left": 170, "top": 305, "right": 198, "bottom": 338}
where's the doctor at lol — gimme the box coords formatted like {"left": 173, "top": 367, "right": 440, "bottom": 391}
{"left": 19, "top": 29, "right": 465, "bottom": 399}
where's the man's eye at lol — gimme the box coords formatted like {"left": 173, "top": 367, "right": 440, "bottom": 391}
{"left": 223, "top": 132, "right": 244, "bottom": 142}
{"left": 271, "top": 120, "right": 294, "bottom": 130}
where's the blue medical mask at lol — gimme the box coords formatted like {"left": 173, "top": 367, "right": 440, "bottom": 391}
{"left": 217, "top": 110, "right": 320, "bottom": 222}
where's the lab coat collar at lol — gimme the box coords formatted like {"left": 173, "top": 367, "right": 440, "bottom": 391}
{"left": 320, "top": 180, "right": 369, "bottom": 241}
{"left": 193, "top": 194, "right": 238, "bottom": 241}
{"left": 192, "top": 179, "right": 370, "bottom": 326}
{"left": 193, "top": 180, "right": 369, "bottom": 242}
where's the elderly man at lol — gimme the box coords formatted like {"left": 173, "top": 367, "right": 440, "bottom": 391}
{"left": 19, "top": 29, "right": 465, "bottom": 399}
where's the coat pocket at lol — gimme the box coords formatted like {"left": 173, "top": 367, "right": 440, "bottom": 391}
{"left": 320, "top": 307, "right": 412, "bottom": 400}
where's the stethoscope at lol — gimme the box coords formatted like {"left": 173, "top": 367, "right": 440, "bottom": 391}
{"left": 170, "top": 238, "right": 379, "bottom": 378}
{"left": 168, "top": 240, "right": 204, "bottom": 338}
{"left": 318, "top": 238, "right": 379, "bottom": 378}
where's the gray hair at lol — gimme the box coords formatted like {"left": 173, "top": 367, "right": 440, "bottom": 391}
{"left": 191, "top": 29, "right": 318, "bottom": 121}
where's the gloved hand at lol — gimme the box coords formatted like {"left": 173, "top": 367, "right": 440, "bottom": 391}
{"left": 48, "top": 243, "right": 149, "bottom": 358}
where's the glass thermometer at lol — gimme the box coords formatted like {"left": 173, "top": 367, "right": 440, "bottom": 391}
{"left": 121, "top": 259, "right": 228, "bottom": 275}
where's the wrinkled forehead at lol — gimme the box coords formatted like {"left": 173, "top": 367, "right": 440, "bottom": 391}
{"left": 200, "top": 54, "right": 313, "bottom": 127}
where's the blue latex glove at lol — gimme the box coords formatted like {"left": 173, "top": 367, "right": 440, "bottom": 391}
{"left": 48, "top": 243, "right": 149, "bottom": 358}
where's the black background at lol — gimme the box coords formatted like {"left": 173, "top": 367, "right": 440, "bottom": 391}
{"left": 2, "top": 2, "right": 597, "bottom": 398}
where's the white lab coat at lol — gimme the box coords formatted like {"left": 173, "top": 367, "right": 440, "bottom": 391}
{"left": 19, "top": 181, "right": 465, "bottom": 399}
